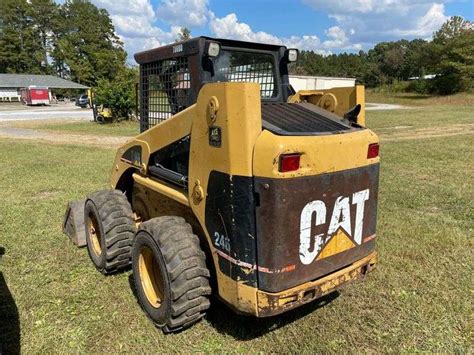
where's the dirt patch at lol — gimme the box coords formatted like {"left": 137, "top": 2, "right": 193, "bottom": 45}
{"left": 393, "top": 125, "right": 415, "bottom": 130}
{"left": 375, "top": 125, "right": 415, "bottom": 132}
{"left": 0, "top": 127, "right": 129, "bottom": 148}
{"left": 2, "top": 118, "right": 84, "bottom": 129}
{"left": 33, "top": 190, "right": 59, "bottom": 200}
{"left": 380, "top": 123, "right": 474, "bottom": 142}
{"left": 366, "top": 103, "right": 411, "bottom": 111}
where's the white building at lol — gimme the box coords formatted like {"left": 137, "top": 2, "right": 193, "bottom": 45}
{"left": 0, "top": 88, "right": 20, "bottom": 102}
{"left": 408, "top": 74, "right": 438, "bottom": 80}
{"left": 289, "top": 75, "right": 356, "bottom": 92}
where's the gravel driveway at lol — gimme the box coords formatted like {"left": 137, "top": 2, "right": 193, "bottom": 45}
{"left": 366, "top": 103, "right": 408, "bottom": 110}
{"left": 0, "top": 103, "right": 93, "bottom": 121}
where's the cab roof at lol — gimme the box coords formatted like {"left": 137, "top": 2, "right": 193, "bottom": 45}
{"left": 134, "top": 36, "right": 288, "bottom": 64}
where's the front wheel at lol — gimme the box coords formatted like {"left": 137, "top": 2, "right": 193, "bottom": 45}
{"left": 131, "top": 216, "right": 211, "bottom": 333}
{"left": 84, "top": 190, "right": 136, "bottom": 274}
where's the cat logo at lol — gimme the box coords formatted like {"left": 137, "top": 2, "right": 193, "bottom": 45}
{"left": 209, "top": 126, "right": 222, "bottom": 147}
{"left": 172, "top": 44, "right": 183, "bottom": 53}
{"left": 299, "top": 189, "right": 370, "bottom": 265}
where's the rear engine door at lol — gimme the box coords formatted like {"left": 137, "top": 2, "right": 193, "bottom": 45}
{"left": 254, "top": 164, "right": 379, "bottom": 292}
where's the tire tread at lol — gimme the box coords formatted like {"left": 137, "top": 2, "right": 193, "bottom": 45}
{"left": 138, "top": 216, "right": 211, "bottom": 333}
{"left": 86, "top": 190, "right": 136, "bottom": 274}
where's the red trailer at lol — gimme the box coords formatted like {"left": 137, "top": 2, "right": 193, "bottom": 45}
{"left": 20, "top": 86, "right": 50, "bottom": 105}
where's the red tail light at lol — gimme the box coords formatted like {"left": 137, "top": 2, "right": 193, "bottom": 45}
{"left": 279, "top": 154, "right": 300, "bottom": 172}
{"left": 367, "top": 143, "right": 380, "bottom": 159}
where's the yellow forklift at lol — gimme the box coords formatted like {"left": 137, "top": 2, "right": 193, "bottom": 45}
{"left": 86, "top": 89, "right": 113, "bottom": 124}
{"left": 64, "top": 37, "right": 380, "bottom": 333}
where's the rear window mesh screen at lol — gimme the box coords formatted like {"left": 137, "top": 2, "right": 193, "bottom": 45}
{"left": 212, "top": 51, "right": 277, "bottom": 99}
{"left": 140, "top": 57, "right": 190, "bottom": 131}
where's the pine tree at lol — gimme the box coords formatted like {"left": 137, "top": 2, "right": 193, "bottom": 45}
{"left": 51, "top": 0, "right": 127, "bottom": 86}
{"left": 28, "top": 0, "right": 59, "bottom": 74}
{"left": 0, "top": 0, "right": 44, "bottom": 73}
{"left": 429, "top": 16, "right": 474, "bottom": 94}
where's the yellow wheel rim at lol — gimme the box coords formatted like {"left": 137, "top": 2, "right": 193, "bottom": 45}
{"left": 139, "top": 246, "right": 164, "bottom": 308}
{"left": 87, "top": 213, "right": 102, "bottom": 256}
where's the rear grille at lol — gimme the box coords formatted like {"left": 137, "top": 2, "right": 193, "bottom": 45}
{"left": 262, "top": 102, "right": 352, "bottom": 135}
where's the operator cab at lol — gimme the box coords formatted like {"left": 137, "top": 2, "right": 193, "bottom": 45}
{"left": 134, "top": 36, "right": 298, "bottom": 132}
{"left": 135, "top": 37, "right": 361, "bottom": 189}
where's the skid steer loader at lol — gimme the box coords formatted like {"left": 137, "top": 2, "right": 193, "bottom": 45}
{"left": 63, "top": 37, "right": 380, "bottom": 333}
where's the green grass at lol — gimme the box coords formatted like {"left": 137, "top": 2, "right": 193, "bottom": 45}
{"left": 0, "top": 104, "right": 473, "bottom": 352}
{"left": 366, "top": 90, "right": 474, "bottom": 107}
{"left": 12, "top": 120, "right": 139, "bottom": 137}
{"left": 367, "top": 104, "right": 474, "bottom": 130}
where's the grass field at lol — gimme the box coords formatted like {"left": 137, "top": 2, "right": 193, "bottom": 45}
{"left": 10, "top": 119, "right": 139, "bottom": 137}
{"left": 0, "top": 101, "right": 473, "bottom": 352}
{"left": 366, "top": 90, "right": 474, "bottom": 107}
{"left": 6, "top": 91, "right": 473, "bottom": 139}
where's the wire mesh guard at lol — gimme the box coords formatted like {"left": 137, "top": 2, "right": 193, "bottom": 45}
{"left": 140, "top": 57, "right": 190, "bottom": 130}
{"left": 213, "top": 51, "right": 277, "bottom": 99}
{"left": 139, "top": 51, "right": 277, "bottom": 131}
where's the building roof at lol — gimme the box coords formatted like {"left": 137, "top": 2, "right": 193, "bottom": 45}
{"left": 134, "top": 36, "right": 287, "bottom": 64}
{"left": 0, "top": 74, "right": 89, "bottom": 89}
{"left": 289, "top": 75, "right": 356, "bottom": 80}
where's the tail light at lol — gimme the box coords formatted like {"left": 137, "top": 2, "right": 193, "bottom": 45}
{"left": 279, "top": 154, "right": 301, "bottom": 172}
{"left": 367, "top": 143, "right": 380, "bottom": 159}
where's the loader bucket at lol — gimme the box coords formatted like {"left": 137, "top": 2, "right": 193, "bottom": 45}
{"left": 63, "top": 199, "right": 87, "bottom": 247}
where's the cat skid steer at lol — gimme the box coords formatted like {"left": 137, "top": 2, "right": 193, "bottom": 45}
{"left": 63, "top": 37, "right": 380, "bottom": 333}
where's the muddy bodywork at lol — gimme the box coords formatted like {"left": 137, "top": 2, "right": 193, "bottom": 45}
{"left": 255, "top": 164, "right": 379, "bottom": 292}
{"left": 205, "top": 163, "right": 379, "bottom": 291}
{"left": 64, "top": 36, "right": 380, "bottom": 320}
{"left": 256, "top": 251, "right": 377, "bottom": 317}
{"left": 105, "top": 82, "right": 380, "bottom": 317}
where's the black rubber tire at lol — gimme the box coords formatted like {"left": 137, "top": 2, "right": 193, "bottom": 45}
{"left": 132, "top": 216, "right": 211, "bottom": 333}
{"left": 84, "top": 190, "right": 136, "bottom": 275}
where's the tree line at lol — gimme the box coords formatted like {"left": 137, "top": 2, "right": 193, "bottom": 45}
{"left": 0, "top": 0, "right": 472, "bottom": 111}
{"left": 0, "top": 0, "right": 137, "bottom": 117}
{"left": 0, "top": 0, "right": 128, "bottom": 87}
{"left": 290, "top": 16, "right": 473, "bottom": 95}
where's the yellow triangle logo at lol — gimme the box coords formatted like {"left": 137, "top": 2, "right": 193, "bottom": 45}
{"left": 316, "top": 229, "right": 356, "bottom": 260}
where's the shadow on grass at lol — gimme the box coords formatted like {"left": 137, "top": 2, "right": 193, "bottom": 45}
{"left": 128, "top": 273, "right": 339, "bottom": 339}
{"left": 0, "top": 246, "right": 21, "bottom": 354}
{"left": 206, "top": 291, "right": 339, "bottom": 340}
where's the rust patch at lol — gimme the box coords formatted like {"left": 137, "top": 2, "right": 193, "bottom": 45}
{"left": 257, "top": 252, "right": 377, "bottom": 317}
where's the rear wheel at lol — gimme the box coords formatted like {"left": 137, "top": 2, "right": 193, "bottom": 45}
{"left": 96, "top": 114, "right": 105, "bottom": 124}
{"left": 84, "top": 190, "right": 136, "bottom": 274}
{"left": 132, "top": 216, "right": 211, "bottom": 333}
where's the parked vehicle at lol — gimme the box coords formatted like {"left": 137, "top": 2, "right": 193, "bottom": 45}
{"left": 75, "top": 94, "right": 89, "bottom": 108}
{"left": 20, "top": 86, "right": 50, "bottom": 105}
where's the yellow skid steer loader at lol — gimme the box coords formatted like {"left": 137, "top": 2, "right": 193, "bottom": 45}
{"left": 63, "top": 37, "right": 380, "bottom": 333}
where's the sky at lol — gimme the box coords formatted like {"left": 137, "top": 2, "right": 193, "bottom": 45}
{"left": 89, "top": 0, "right": 473, "bottom": 63}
